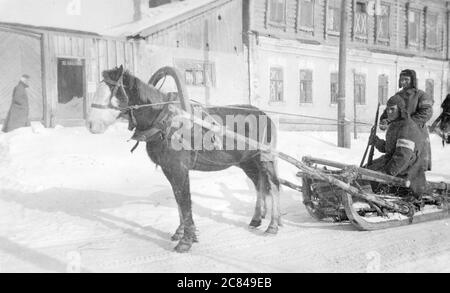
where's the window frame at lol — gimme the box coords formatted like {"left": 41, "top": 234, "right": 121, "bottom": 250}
{"left": 330, "top": 72, "right": 339, "bottom": 105}
{"left": 175, "top": 59, "right": 216, "bottom": 88}
{"left": 352, "top": 0, "right": 369, "bottom": 42}
{"left": 325, "top": 0, "right": 341, "bottom": 36}
{"left": 406, "top": 4, "right": 422, "bottom": 49}
{"left": 266, "top": 0, "right": 288, "bottom": 29}
{"left": 299, "top": 69, "right": 313, "bottom": 104}
{"left": 378, "top": 74, "right": 389, "bottom": 105}
{"left": 425, "top": 10, "right": 440, "bottom": 51}
{"left": 425, "top": 78, "right": 434, "bottom": 100}
{"left": 270, "top": 67, "right": 284, "bottom": 102}
{"left": 297, "top": 0, "right": 315, "bottom": 33}
{"left": 354, "top": 73, "right": 366, "bottom": 106}
{"left": 375, "top": 2, "right": 391, "bottom": 45}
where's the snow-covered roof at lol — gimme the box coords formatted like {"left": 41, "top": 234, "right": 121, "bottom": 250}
{"left": 103, "top": 0, "right": 230, "bottom": 38}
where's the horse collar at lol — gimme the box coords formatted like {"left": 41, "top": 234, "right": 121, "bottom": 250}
{"left": 130, "top": 105, "right": 171, "bottom": 143}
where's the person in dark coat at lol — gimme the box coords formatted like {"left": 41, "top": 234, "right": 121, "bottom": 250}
{"left": 430, "top": 93, "right": 450, "bottom": 144}
{"left": 369, "top": 95, "right": 427, "bottom": 199}
{"left": 379, "top": 69, "right": 433, "bottom": 171}
{"left": 2, "top": 74, "right": 31, "bottom": 133}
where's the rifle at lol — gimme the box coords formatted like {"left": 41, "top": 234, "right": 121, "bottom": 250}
{"left": 360, "top": 102, "right": 381, "bottom": 167}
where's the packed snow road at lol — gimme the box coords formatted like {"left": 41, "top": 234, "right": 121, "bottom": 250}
{"left": 0, "top": 123, "right": 449, "bottom": 273}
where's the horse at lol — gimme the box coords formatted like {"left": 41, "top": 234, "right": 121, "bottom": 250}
{"left": 87, "top": 65, "right": 281, "bottom": 253}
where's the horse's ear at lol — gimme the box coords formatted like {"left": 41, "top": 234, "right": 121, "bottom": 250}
{"left": 119, "top": 65, "right": 124, "bottom": 73}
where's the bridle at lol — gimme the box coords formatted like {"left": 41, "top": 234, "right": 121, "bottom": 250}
{"left": 91, "top": 70, "right": 130, "bottom": 112}
{"left": 90, "top": 70, "right": 180, "bottom": 132}
{"left": 91, "top": 70, "right": 180, "bottom": 113}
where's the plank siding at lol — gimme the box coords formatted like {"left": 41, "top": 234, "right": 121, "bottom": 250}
{"left": 148, "top": 0, "right": 243, "bottom": 54}
{"left": 249, "top": 0, "right": 448, "bottom": 60}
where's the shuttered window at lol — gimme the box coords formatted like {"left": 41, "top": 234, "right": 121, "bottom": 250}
{"left": 426, "top": 13, "right": 439, "bottom": 49}
{"left": 376, "top": 4, "right": 390, "bottom": 43}
{"left": 269, "top": 0, "right": 286, "bottom": 24}
{"left": 327, "top": 0, "right": 341, "bottom": 33}
{"left": 299, "top": 0, "right": 314, "bottom": 29}
{"left": 408, "top": 9, "right": 421, "bottom": 47}
{"left": 354, "top": 1, "right": 368, "bottom": 39}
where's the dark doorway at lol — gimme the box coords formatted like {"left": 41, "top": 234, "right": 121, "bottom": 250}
{"left": 57, "top": 58, "right": 86, "bottom": 120}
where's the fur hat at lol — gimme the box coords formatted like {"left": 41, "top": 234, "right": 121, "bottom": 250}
{"left": 387, "top": 95, "right": 408, "bottom": 120}
{"left": 399, "top": 69, "right": 417, "bottom": 89}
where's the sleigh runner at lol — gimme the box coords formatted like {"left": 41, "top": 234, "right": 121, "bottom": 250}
{"left": 299, "top": 156, "right": 450, "bottom": 230}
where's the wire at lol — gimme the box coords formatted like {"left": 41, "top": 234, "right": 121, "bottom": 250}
{"left": 189, "top": 100, "right": 373, "bottom": 127}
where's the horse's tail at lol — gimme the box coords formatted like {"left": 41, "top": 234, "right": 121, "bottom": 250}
{"left": 260, "top": 111, "right": 278, "bottom": 163}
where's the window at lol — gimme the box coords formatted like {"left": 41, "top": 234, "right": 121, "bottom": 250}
{"left": 300, "top": 70, "right": 313, "bottom": 104}
{"left": 426, "top": 13, "right": 439, "bottom": 49}
{"left": 408, "top": 9, "right": 421, "bottom": 47}
{"left": 185, "top": 69, "right": 205, "bottom": 86}
{"left": 426, "top": 79, "right": 434, "bottom": 100}
{"left": 378, "top": 75, "right": 389, "bottom": 105}
{"left": 270, "top": 67, "right": 284, "bottom": 102}
{"left": 268, "top": 0, "right": 286, "bottom": 24}
{"left": 354, "top": 1, "right": 368, "bottom": 39}
{"left": 327, "top": 0, "right": 341, "bottom": 33}
{"left": 149, "top": 0, "right": 171, "bottom": 8}
{"left": 354, "top": 73, "right": 366, "bottom": 105}
{"left": 299, "top": 0, "right": 314, "bottom": 30}
{"left": 175, "top": 59, "right": 215, "bottom": 87}
{"left": 330, "top": 72, "right": 339, "bottom": 104}
{"left": 376, "top": 4, "right": 390, "bottom": 43}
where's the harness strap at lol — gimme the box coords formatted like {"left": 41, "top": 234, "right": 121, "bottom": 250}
{"left": 130, "top": 141, "right": 140, "bottom": 153}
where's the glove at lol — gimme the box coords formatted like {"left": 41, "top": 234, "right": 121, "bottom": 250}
{"left": 379, "top": 119, "right": 388, "bottom": 131}
{"left": 370, "top": 134, "right": 381, "bottom": 146}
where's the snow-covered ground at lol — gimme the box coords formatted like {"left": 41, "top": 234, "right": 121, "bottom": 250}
{"left": 0, "top": 122, "right": 449, "bottom": 273}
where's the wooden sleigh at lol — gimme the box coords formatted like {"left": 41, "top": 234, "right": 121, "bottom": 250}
{"left": 298, "top": 157, "right": 450, "bottom": 230}
{"left": 151, "top": 66, "right": 450, "bottom": 232}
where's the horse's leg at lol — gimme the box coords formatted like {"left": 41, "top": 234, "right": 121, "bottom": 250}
{"left": 260, "top": 160, "right": 281, "bottom": 235}
{"left": 239, "top": 160, "right": 264, "bottom": 228}
{"left": 162, "top": 165, "right": 197, "bottom": 253}
{"left": 171, "top": 206, "right": 185, "bottom": 241}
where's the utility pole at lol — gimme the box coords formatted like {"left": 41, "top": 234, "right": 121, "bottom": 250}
{"left": 338, "top": 0, "right": 351, "bottom": 148}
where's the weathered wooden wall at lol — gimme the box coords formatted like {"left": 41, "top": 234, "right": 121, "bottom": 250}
{"left": 42, "top": 33, "right": 135, "bottom": 126}
{"left": 0, "top": 28, "right": 43, "bottom": 122}
{"left": 251, "top": 0, "right": 448, "bottom": 60}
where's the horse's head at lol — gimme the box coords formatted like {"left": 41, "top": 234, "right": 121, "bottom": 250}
{"left": 87, "top": 65, "right": 130, "bottom": 134}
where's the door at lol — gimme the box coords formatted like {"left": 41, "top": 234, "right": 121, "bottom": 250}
{"left": 57, "top": 58, "right": 86, "bottom": 120}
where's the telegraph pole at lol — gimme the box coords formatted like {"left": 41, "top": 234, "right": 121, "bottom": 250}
{"left": 338, "top": 0, "right": 351, "bottom": 148}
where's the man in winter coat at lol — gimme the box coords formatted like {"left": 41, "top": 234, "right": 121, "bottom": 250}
{"left": 2, "top": 74, "right": 31, "bottom": 133}
{"left": 379, "top": 69, "right": 433, "bottom": 171}
{"left": 430, "top": 93, "right": 450, "bottom": 144}
{"left": 369, "top": 95, "right": 427, "bottom": 199}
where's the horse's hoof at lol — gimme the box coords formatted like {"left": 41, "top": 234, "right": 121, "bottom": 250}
{"left": 174, "top": 240, "right": 193, "bottom": 253}
{"left": 249, "top": 219, "right": 262, "bottom": 228}
{"left": 171, "top": 233, "right": 184, "bottom": 242}
{"left": 264, "top": 226, "right": 278, "bottom": 235}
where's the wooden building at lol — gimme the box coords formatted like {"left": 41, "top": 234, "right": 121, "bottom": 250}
{"left": 0, "top": 22, "right": 136, "bottom": 127}
{"left": 244, "top": 0, "right": 450, "bottom": 130}
{"left": 109, "top": 0, "right": 249, "bottom": 106}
